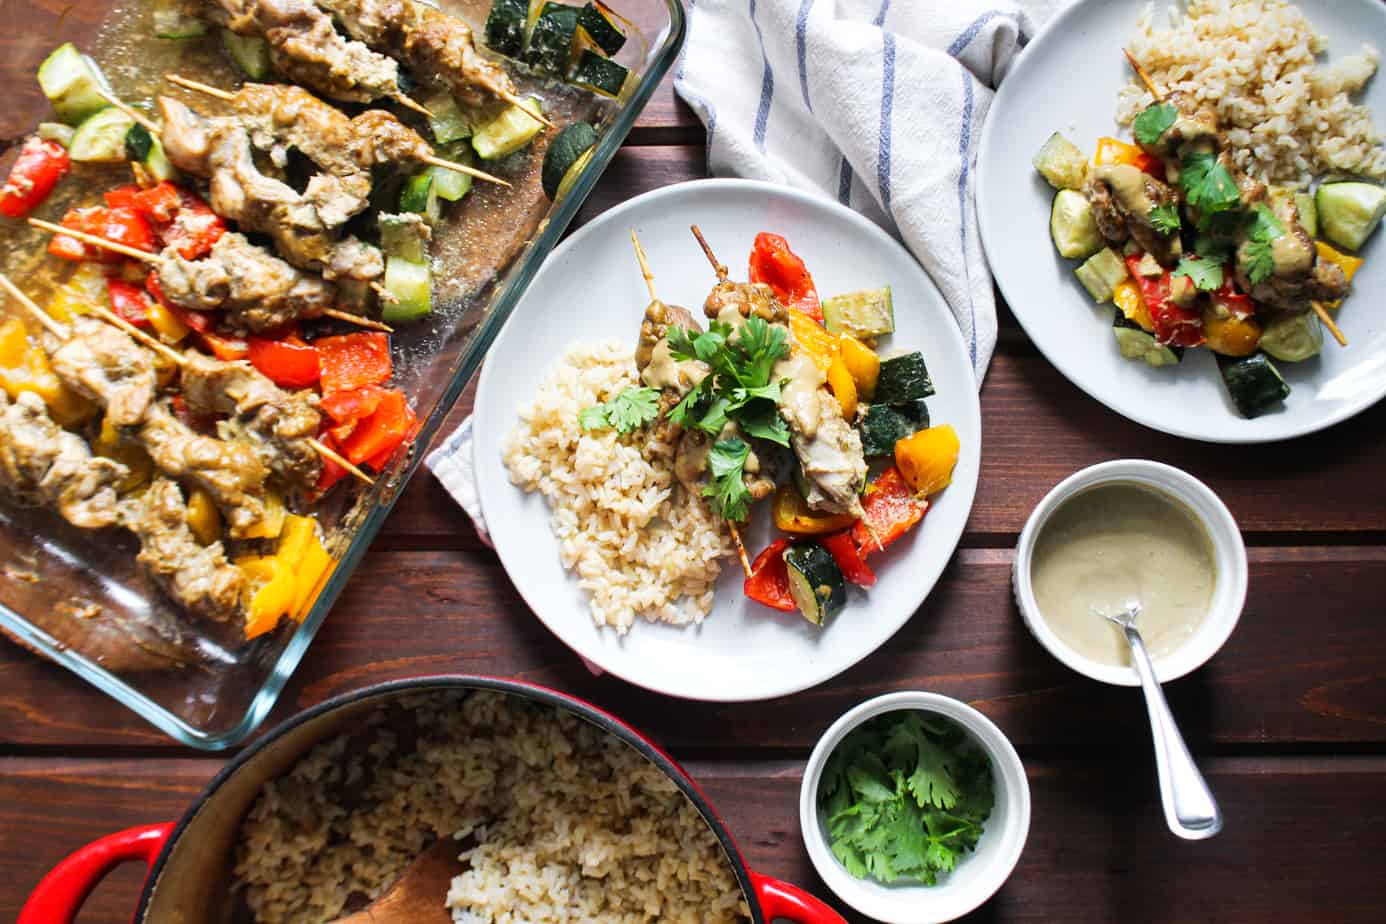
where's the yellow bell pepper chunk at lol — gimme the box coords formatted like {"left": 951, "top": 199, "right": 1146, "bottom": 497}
{"left": 276, "top": 514, "right": 318, "bottom": 568}
{"left": 94, "top": 417, "right": 154, "bottom": 493}
{"left": 895, "top": 424, "right": 961, "bottom": 497}
{"left": 239, "top": 555, "right": 296, "bottom": 640}
{"left": 1094, "top": 137, "right": 1148, "bottom": 168}
{"left": 787, "top": 310, "right": 838, "bottom": 375}
{"left": 1315, "top": 241, "right": 1364, "bottom": 310}
{"left": 186, "top": 488, "right": 222, "bottom": 546}
{"left": 0, "top": 318, "right": 29, "bottom": 367}
{"left": 825, "top": 355, "right": 858, "bottom": 419}
{"left": 146, "top": 300, "right": 191, "bottom": 345}
{"left": 292, "top": 542, "right": 333, "bottom": 621}
{"left": 836, "top": 335, "right": 880, "bottom": 399}
{"left": 1112, "top": 279, "right": 1154, "bottom": 333}
{"left": 772, "top": 484, "right": 856, "bottom": 535}
{"left": 0, "top": 318, "right": 96, "bottom": 426}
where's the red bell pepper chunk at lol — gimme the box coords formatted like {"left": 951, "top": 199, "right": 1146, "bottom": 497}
{"left": 1, "top": 137, "right": 70, "bottom": 219}
{"left": 314, "top": 433, "right": 350, "bottom": 494}
{"left": 1212, "top": 273, "right": 1254, "bottom": 320}
{"left": 135, "top": 181, "right": 184, "bottom": 224}
{"left": 744, "top": 538, "right": 796, "bottom": 612}
{"left": 247, "top": 335, "right": 321, "bottom": 388}
{"left": 106, "top": 278, "right": 152, "bottom": 327}
{"left": 821, "top": 531, "right": 877, "bottom": 587}
{"left": 1124, "top": 254, "right": 1205, "bottom": 348}
{"left": 341, "top": 388, "right": 413, "bottom": 466}
{"left": 163, "top": 195, "right": 225, "bottom": 259}
{"left": 198, "top": 330, "right": 249, "bottom": 361}
{"left": 48, "top": 206, "right": 156, "bottom": 263}
{"left": 851, "top": 467, "right": 928, "bottom": 555}
{"left": 316, "top": 331, "right": 392, "bottom": 394}
{"left": 749, "top": 232, "right": 823, "bottom": 323}
{"left": 103, "top": 184, "right": 143, "bottom": 210}
{"left": 320, "top": 384, "right": 386, "bottom": 426}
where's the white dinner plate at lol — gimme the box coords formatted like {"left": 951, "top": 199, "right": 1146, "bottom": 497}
{"left": 977, "top": 0, "right": 1386, "bottom": 443}
{"left": 473, "top": 179, "right": 981, "bottom": 701}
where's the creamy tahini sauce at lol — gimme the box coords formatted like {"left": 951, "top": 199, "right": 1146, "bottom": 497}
{"left": 1030, "top": 483, "right": 1216, "bottom": 668}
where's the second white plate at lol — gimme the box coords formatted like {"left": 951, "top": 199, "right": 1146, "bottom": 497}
{"left": 473, "top": 179, "right": 981, "bottom": 701}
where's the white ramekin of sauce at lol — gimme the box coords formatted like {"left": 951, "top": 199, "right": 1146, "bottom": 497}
{"left": 1013, "top": 460, "right": 1248, "bottom": 686}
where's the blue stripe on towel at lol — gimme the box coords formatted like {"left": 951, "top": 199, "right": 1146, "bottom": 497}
{"left": 838, "top": 158, "right": 854, "bottom": 205}
{"left": 873, "top": 0, "right": 891, "bottom": 27}
{"left": 877, "top": 32, "right": 896, "bottom": 211}
{"left": 749, "top": 0, "right": 775, "bottom": 151}
{"left": 956, "top": 71, "right": 978, "bottom": 366}
{"left": 796, "top": 0, "right": 816, "bottom": 111}
{"left": 947, "top": 10, "right": 1019, "bottom": 58}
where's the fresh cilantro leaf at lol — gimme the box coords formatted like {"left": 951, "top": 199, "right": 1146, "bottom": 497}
{"left": 736, "top": 398, "right": 791, "bottom": 447}
{"left": 1247, "top": 202, "right": 1285, "bottom": 243}
{"left": 1149, "top": 202, "right": 1181, "bottom": 236}
{"left": 732, "top": 315, "right": 790, "bottom": 387}
{"left": 1180, "top": 151, "right": 1241, "bottom": 215}
{"left": 1172, "top": 255, "right": 1224, "bottom": 291}
{"left": 1193, "top": 233, "right": 1235, "bottom": 262}
{"left": 578, "top": 387, "right": 660, "bottom": 433}
{"left": 1133, "top": 101, "right": 1178, "bottom": 146}
{"left": 701, "top": 438, "right": 752, "bottom": 521}
{"left": 1241, "top": 239, "right": 1277, "bottom": 285}
{"left": 695, "top": 395, "right": 731, "bottom": 435}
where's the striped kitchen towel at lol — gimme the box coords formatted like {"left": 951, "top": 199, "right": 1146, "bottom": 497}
{"left": 675, "top": 0, "right": 1066, "bottom": 383}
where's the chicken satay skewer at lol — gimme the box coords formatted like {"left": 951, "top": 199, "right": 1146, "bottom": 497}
{"left": 630, "top": 227, "right": 752, "bottom": 578}
{"left": 26, "top": 218, "right": 393, "bottom": 332}
{"left": 0, "top": 271, "right": 375, "bottom": 487}
{"left": 1123, "top": 48, "right": 1166, "bottom": 104}
{"left": 95, "top": 88, "right": 161, "bottom": 134}
{"left": 165, "top": 74, "right": 513, "bottom": 187}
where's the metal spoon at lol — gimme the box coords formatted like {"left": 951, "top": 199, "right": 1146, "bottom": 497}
{"left": 1100, "top": 601, "right": 1223, "bottom": 840}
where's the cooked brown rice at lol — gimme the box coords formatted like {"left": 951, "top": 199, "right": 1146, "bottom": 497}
{"left": 501, "top": 340, "right": 733, "bottom": 633}
{"left": 232, "top": 690, "right": 752, "bottom": 924}
{"left": 1117, "top": 0, "right": 1385, "bottom": 186}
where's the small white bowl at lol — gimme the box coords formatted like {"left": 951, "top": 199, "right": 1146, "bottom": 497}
{"left": 799, "top": 692, "right": 1030, "bottom": 924}
{"left": 1013, "top": 459, "right": 1248, "bottom": 686}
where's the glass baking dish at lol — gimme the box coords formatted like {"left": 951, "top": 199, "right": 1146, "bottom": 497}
{"left": 0, "top": 0, "right": 684, "bottom": 748}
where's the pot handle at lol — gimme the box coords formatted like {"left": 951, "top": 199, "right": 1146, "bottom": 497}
{"left": 750, "top": 870, "right": 846, "bottom": 923}
{"left": 18, "top": 822, "right": 175, "bottom": 924}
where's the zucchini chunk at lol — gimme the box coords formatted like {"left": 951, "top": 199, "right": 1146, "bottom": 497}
{"left": 221, "top": 28, "right": 270, "bottom": 79}
{"left": 472, "top": 97, "right": 544, "bottom": 160}
{"left": 399, "top": 172, "right": 441, "bottom": 224}
{"left": 1113, "top": 312, "right": 1182, "bottom": 367}
{"left": 1074, "top": 247, "right": 1128, "bottom": 303}
{"left": 1259, "top": 312, "right": 1323, "bottom": 362}
{"left": 1050, "top": 189, "right": 1102, "bottom": 260}
{"left": 37, "top": 43, "right": 111, "bottom": 125}
{"left": 873, "top": 352, "right": 934, "bottom": 404}
{"left": 542, "top": 122, "right": 598, "bottom": 199}
{"left": 485, "top": 0, "right": 529, "bottom": 57}
{"left": 69, "top": 108, "right": 135, "bottom": 163}
{"left": 153, "top": 0, "right": 209, "bottom": 38}
{"left": 378, "top": 212, "right": 430, "bottom": 263}
{"left": 523, "top": 2, "right": 578, "bottom": 73}
{"left": 858, "top": 402, "right": 928, "bottom": 457}
{"left": 1033, "top": 131, "right": 1088, "bottom": 190}
{"left": 382, "top": 257, "right": 432, "bottom": 323}
{"left": 38, "top": 122, "right": 75, "bottom": 147}
{"left": 577, "top": 2, "right": 626, "bottom": 55}
{"left": 784, "top": 543, "right": 845, "bottom": 626}
{"left": 1217, "top": 352, "right": 1290, "bottom": 418}
{"left": 570, "top": 49, "right": 628, "bottom": 97}
{"left": 125, "top": 124, "right": 177, "bottom": 181}
{"left": 421, "top": 91, "right": 476, "bottom": 145}
{"left": 1315, "top": 182, "right": 1386, "bottom": 252}
{"left": 823, "top": 287, "right": 894, "bottom": 339}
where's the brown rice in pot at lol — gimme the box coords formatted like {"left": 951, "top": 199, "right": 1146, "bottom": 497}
{"left": 1117, "top": 0, "right": 1385, "bottom": 187}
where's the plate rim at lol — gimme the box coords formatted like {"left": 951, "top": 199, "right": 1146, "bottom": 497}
{"left": 473, "top": 177, "right": 982, "bottom": 701}
{"left": 976, "top": 0, "right": 1386, "bottom": 445}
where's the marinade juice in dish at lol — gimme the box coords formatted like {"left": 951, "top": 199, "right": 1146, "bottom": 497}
{"left": 1029, "top": 482, "right": 1216, "bottom": 667}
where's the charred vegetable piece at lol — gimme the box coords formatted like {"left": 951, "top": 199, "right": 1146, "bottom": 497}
{"left": 382, "top": 257, "right": 432, "bottom": 322}
{"left": 1260, "top": 312, "right": 1323, "bottom": 363}
{"left": 773, "top": 483, "right": 856, "bottom": 536}
{"left": 542, "top": 122, "right": 598, "bottom": 199}
{"left": 784, "top": 543, "right": 845, "bottom": 626}
{"left": 472, "top": 97, "right": 545, "bottom": 160}
{"left": 1074, "top": 247, "right": 1128, "bottom": 303}
{"left": 485, "top": 0, "right": 529, "bottom": 57}
{"left": 37, "top": 43, "right": 109, "bottom": 125}
{"left": 220, "top": 28, "right": 271, "bottom": 79}
{"left": 1217, "top": 353, "right": 1289, "bottom": 418}
{"left": 153, "top": 0, "right": 208, "bottom": 38}
{"left": 1032, "top": 131, "right": 1088, "bottom": 190}
{"left": 858, "top": 402, "right": 929, "bottom": 457}
{"left": 873, "top": 352, "right": 934, "bottom": 404}
{"left": 895, "top": 424, "right": 959, "bottom": 497}
{"left": 577, "top": 2, "right": 626, "bottom": 54}
{"left": 744, "top": 538, "right": 796, "bottom": 612}
{"left": 1113, "top": 311, "right": 1182, "bottom": 367}
{"left": 68, "top": 108, "right": 134, "bottom": 163}
{"left": 570, "top": 49, "right": 628, "bottom": 97}
{"left": 820, "top": 531, "right": 876, "bottom": 587}
{"left": 0, "top": 137, "right": 70, "bottom": 218}
{"left": 851, "top": 467, "right": 926, "bottom": 554}
{"left": 1050, "top": 189, "right": 1102, "bottom": 260}
{"left": 1316, "top": 182, "right": 1386, "bottom": 252}
{"left": 523, "top": 2, "right": 579, "bottom": 73}
{"left": 823, "top": 287, "right": 894, "bottom": 339}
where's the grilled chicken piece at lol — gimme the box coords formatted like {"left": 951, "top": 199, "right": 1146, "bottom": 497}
{"left": 139, "top": 401, "right": 270, "bottom": 539}
{"left": 0, "top": 392, "right": 126, "bottom": 530}
{"left": 636, "top": 301, "right": 707, "bottom": 445}
{"left": 672, "top": 425, "right": 776, "bottom": 508}
{"left": 180, "top": 351, "right": 323, "bottom": 486}
{"left": 703, "top": 280, "right": 785, "bottom": 325}
{"left": 207, "top": 0, "right": 404, "bottom": 106}
{"left": 157, "top": 233, "right": 341, "bottom": 333}
{"left": 48, "top": 317, "right": 156, "bottom": 428}
{"left": 775, "top": 351, "right": 866, "bottom": 519}
{"left": 1086, "top": 164, "right": 1183, "bottom": 266}
{"left": 1234, "top": 194, "right": 1350, "bottom": 311}
{"left": 125, "top": 478, "right": 245, "bottom": 622}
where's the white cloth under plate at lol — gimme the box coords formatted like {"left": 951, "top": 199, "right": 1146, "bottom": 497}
{"left": 429, "top": 0, "right": 1063, "bottom": 540}
{"left": 676, "top": 0, "right": 1064, "bottom": 382}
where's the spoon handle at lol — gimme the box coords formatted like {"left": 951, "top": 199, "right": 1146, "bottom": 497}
{"left": 1123, "top": 626, "right": 1223, "bottom": 840}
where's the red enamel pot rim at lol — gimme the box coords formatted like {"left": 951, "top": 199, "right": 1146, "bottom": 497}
{"left": 20, "top": 674, "right": 845, "bottom": 924}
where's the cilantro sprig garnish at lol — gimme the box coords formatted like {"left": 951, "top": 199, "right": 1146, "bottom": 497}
{"left": 1133, "top": 101, "right": 1178, "bottom": 146}
{"left": 1172, "top": 254, "right": 1224, "bottom": 291}
{"left": 1180, "top": 151, "right": 1241, "bottom": 216}
{"left": 1149, "top": 202, "right": 1181, "bottom": 236}
{"left": 667, "top": 315, "right": 792, "bottom": 448}
{"left": 579, "top": 386, "right": 660, "bottom": 433}
{"left": 702, "top": 438, "right": 753, "bottom": 521}
{"left": 1241, "top": 203, "right": 1287, "bottom": 286}
{"left": 818, "top": 711, "right": 994, "bottom": 885}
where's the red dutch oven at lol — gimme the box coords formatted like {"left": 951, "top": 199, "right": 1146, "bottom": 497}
{"left": 19, "top": 676, "right": 845, "bottom": 923}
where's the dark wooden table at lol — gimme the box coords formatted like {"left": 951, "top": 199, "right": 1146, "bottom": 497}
{"left": 3, "top": 71, "right": 1386, "bottom": 924}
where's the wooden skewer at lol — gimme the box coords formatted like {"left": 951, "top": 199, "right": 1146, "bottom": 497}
{"left": 420, "top": 154, "right": 511, "bottom": 187}
{"left": 1311, "top": 301, "right": 1348, "bottom": 347}
{"left": 0, "top": 272, "right": 68, "bottom": 338}
{"left": 690, "top": 224, "right": 729, "bottom": 283}
{"left": 499, "top": 92, "right": 555, "bottom": 128}
{"left": 727, "top": 520, "right": 752, "bottom": 578}
{"left": 95, "top": 88, "right": 160, "bottom": 134}
{"left": 629, "top": 228, "right": 658, "bottom": 301}
{"left": 28, "top": 217, "right": 158, "bottom": 263}
{"left": 1124, "top": 47, "right": 1166, "bottom": 103}
{"left": 164, "top": 73, "right": 234, "bottom": 101}
{"left": 325, "top": 307, "right": 393, "bottom": 332}
{"left": 396, "top": 95, "right": 435, "bottom": 119}
{"left": 307, "top": 437, "right": 376, "bottom": 485}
